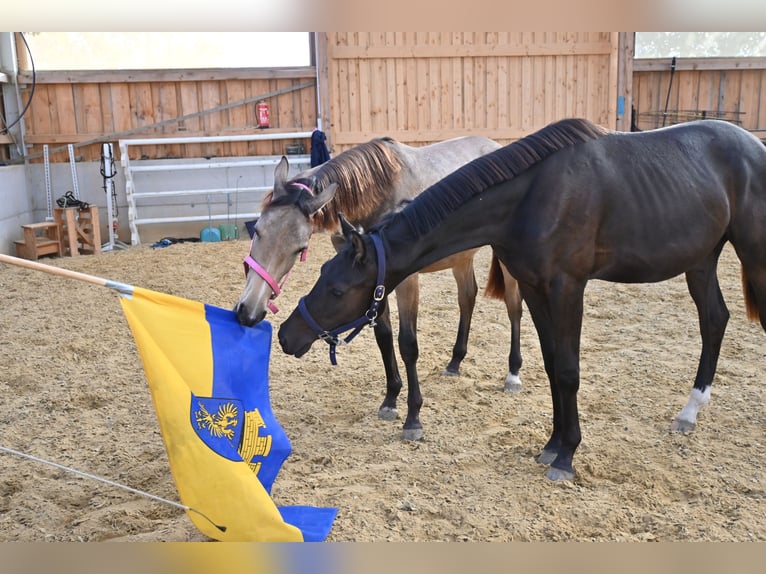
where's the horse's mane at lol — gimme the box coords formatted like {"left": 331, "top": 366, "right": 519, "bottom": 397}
{"left": 262, "top": 137, "right": 405, "bottom": 231}
{"left": 385, "top": 118, "right": 609, "bottom": 239}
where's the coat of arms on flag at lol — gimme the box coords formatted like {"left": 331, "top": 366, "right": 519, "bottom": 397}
{"left": 119, "top": 286, "right": 337, "bottom": 542}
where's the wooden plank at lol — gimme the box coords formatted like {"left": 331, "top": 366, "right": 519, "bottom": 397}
{"left": 757, "top": 71, "right": 766, "bottom": 134}
{"left": 51, "top": 84, "right": 79, "bottom": 141}
{"left": 385, "top": 33, "right": 398, "bottom": 132}
{"left": 358, "top": 49, "right": 373, "bottom": 134}
{"left": 543, "top": 52, "right": 555, "bottom": 125}
{"left": 553, "top": 55, "right": 566, "bottom": 121}
{"left": 616, "top": 32, "right": 634, "bottom": 131}
{"left": 738, "top": 70, "right": 760, "bottom": 131}
{"left": 440, "top": 51, "right": 452, "bottom": 132}
{"left": 428, "top": 35, "right": 441, "bottom": 132}
{"left": 299, "top": 81, "right": 316, "bottom": 132}
{"left": 28, "top": 84, "right": 53, "bottom": 142}
{"left": 330, "top": 41, "right": 616, "bottom": 60}
{"left": 720, "top": 70, "right": 742, "bottom": 118}
{"left": 451, "top": 33, "right": 463, "bottom": 130}
{"left": 332, "top": 127, "right": 530, "bottom": 146}
{"left": 520, "top": 34, "right": 533, "bottom": 131}
{"left": 199, "top": 81, "right": 224, "bottom": 157}
{"left": 159, "top": 82, "right": 182, "bottom": 158}
{"left": 315, "top": 32, "right": 331, "bottom": 138}
{"left": 17, "top": 67, "right": 317, "bottom": 85}
{"left": 334, "top": 41, "right": 350, "bottom": 135}
{"left": 485, "top": 33, "right": 498, "bottom": 131}
{"left": 605, "top": 32, "right": 619, "bottom": 129}
{"left": 405, "top": 46, "right": 418, "bottom": 131}
{"left": 80, "top": 83, "right": 103, "bottom": 136}
{"left": 178, "top": 81, "right": 202, "bottom": 158}
{"left": 415, "top": 33, "right": 429, "bottom": 131}
{"left": 633, "top": 58, "right": 766, "bottom": 72}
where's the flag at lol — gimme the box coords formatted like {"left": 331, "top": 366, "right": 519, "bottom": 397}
{"left": 119, "top": 286, "right": 337, "bottom": 542}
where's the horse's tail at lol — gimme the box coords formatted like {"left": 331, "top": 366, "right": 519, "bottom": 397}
{"left": 484, "top": 253, "right": 506, "bottom": 300}
{"left": 742, "top": 267, "right": 761, "bottom": 322}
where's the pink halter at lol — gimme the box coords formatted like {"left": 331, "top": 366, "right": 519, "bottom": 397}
{"left": 242, "top": 181, "right": 313, "bottom": 314}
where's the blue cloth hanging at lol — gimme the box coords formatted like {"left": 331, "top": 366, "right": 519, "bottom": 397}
{"left": 310, "top": 129, "right": 331, "bottom": 167}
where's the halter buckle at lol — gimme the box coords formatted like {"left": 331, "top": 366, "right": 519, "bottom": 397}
{"left": 373, "top": 285, "right": 386, "bottom": 301}
{"left": 317, "top": 332, "right": 338, "bottom": 345}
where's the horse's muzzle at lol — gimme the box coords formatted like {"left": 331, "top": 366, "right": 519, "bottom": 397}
{"left": 277, "top": 315, "right": 315, "bottom": 357}
{"left": 235, "top": 302, "right": 267, "bottom": 327}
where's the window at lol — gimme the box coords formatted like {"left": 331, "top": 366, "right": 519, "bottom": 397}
{"left": 635, "top": 32, "right": 766, "bottom": 58}
{"left": 22, "top": 32, "right": 312, "bottom": 70}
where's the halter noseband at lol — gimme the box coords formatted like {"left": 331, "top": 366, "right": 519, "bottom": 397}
{"left": 297, "top": 233, "right": 386, "bottom": 366}
{"left": 242, "top": 181, "right": 313, "bottom": 313}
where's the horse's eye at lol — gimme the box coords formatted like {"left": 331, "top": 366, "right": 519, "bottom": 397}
{"left": 330, "top": 288, "right": 343, "bottom": 297}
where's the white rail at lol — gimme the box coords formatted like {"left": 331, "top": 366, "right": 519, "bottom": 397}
{"left": 119, "top": 132, "right": 313, "bottom": 245}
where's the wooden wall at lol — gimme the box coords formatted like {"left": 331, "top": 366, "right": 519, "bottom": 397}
{"left": 15, "top": 67, "right": 318, "bottom": 163}
{"left": 632, "top": 58, "right": 766, "bottom": 137}
{"left": 323, "top": 32, "right": 620, "bottom": 152}
{"left": 7, "top": 34, "right": 766, "bottom": 165}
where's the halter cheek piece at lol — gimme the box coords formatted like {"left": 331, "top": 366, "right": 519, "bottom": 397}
{"left": 297, "top": 233, "right": 387, "bottom": 366}
{"left": 242, "top": 182, "right": 313, "bottom": 313}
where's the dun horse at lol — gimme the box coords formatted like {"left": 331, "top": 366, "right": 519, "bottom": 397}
{"left": 278, "top": 118, "right": 766, "bottom": 480}
{"left": 235, "top": 136, "right": 523, "bottom": 440}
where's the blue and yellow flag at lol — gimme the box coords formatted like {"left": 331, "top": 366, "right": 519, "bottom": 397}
{"left": 119, "top": 286, "right": 337, "bottom": 542}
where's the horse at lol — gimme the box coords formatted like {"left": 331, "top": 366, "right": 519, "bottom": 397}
{"left": 234, "top": 135, "right": 524, "bottom": 441}
{"left": 277, "top": 117, "right": 766, "bottom": 481}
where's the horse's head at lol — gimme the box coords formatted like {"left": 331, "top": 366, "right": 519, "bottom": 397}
{"left": 278, "top": 214, "right": 384, "bottom": 360}
{"left": 235, "top": 156, "right": 337, "bottom": 326}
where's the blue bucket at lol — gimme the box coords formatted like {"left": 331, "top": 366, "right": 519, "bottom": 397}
{"left": 200, "top": 226, "right": 222, "bottom": 242}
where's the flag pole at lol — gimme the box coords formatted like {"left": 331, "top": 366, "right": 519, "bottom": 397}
{"left": 0, "top": 253, "right": 134, "bottom": 295}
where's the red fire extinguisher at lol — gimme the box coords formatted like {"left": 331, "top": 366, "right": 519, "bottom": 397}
{"left": 256, "top": 100, "right": 270, "bottom": 129}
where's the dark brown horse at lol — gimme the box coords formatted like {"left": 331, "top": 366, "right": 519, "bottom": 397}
{"left": 234, "top": 136, "right": 523, "bottom": 440}
{"left": 278, "top": 117, "right": 766, "bottom": 481}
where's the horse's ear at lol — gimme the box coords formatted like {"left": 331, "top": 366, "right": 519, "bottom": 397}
{"left": 339, "top": 212, "right": 355, "bottom": 237}
{"left": 305, "top": 182, "right": 338, "bottom": 215}
{"left": 330, "top": 233, "right": 345, "bottom": 253}
{"left": 339, "top": 212, "right": 367, "bottom": 262}
{"left": 272, "top": 156, "right": 290, "bottom": 199}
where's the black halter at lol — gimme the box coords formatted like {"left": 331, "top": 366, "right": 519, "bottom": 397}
{"left": 297, "top": 233, "right": 386, "bottom": 365}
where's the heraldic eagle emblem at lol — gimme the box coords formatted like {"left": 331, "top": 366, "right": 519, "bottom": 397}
{"left": 191, "top": 395, "right": 273, "bottom": 476}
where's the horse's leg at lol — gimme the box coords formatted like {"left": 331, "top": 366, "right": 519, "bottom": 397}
{"left": 520, "top": 278, "right": 586, "bottom": 481}
{"left": 444, "top": 257, "right": 478, "bottom": 375}
{"left": 373, "top": 301, "right": 404, "bottom": 421}
{"left": 395, "top": 275, "right": 424, "bottom": 441}
{"left": 498, "top": 260, "right": 523, "bottom": 393}
{"left": 672, "top": 245, "right": 729, "bottom": 432}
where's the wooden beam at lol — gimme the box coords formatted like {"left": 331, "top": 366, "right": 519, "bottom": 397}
{"left": 332, "top": 128, "right": 534, "bottom": 146}
{"left": 331, "top": 42, "right": 615, "bottom": 60}
{"left": 25, "top": 128, "right": 314, "bottom": 145}
{"left": 633, "top": 57, "right": 766, "bottom": 72}
{"left": 17, "top": 67, "right": 317, "bottom": 85}
{"left": 11, "top": 81, "right": 316, "bottom": 163}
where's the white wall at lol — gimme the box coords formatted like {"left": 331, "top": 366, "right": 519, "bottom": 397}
{"left": 0, "top": 165, "right": 33, "bottom": 255}
{"left": 0, "top": 153, "right": 312, "bottom": 254}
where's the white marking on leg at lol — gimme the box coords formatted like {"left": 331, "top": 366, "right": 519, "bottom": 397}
{"left": 504, "top": 373, "right": 522, "bottom": 393}
{"left": 674, "top": 387, "right": 711, "bottom": 429}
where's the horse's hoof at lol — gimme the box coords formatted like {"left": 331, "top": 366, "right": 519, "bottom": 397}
{"left": 503, "top": 373, "right": 522, "bottom": 393}
{"left": 670, "top": 417, "right": 696, "bottom": 433}
{"left": 378, "top": 406, "right": 399, "bottom": 421}
{"left": 537, "top": 449, "right": 557, "bottom": 465}
{"left": 546, "top": 466, "right": 575, "bottom": 481}
{"left": 402, "top": 427, "right": 424, "bottom": 441}
{"left": 443, "top": 365, "right": 460, "bottom": 376}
